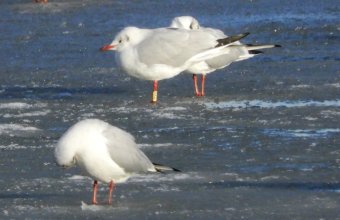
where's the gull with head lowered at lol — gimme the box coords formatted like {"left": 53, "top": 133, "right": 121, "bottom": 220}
{"left": 170, "top": 16, "right": 281, "bottom": 97}
{"left": 55, "top": 119, "right": 180, "bottom": 205}
{"left": 100, "top": 26, "right": 249, "bottom": 103}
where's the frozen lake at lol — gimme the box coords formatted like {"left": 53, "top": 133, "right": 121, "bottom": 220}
{"left": 0, "top": 0, "right": 339, "bottom": 219}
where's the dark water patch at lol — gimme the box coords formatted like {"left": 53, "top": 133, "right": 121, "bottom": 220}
{"left": 0, "top": 192, "right": 60, "bottom": 200}
{"left": 233, "top": 162, "right": 330, "bottom": 173}
{"left": 205, "top": 181, "right": 340, "bottom": 192}
{"left": 0, "top": 86, "right": 126, "bottom": 100}
{"left": 138, "top": 125, "right": 237, "bottom": 136}
{"left": 264, "top": 128, "right": 340, "bottom": 139}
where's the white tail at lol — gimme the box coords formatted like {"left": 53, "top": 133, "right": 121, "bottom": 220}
{"left": 246, "top": 44, "right": 281, "bottom": 51}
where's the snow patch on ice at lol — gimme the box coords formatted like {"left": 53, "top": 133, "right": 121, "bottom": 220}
{"left": 150, "top": 106, "right": 187, "bottom": 119}
{"left": 0, "top": 144, "right": 26, "bottom": 150}
{"left": 0, "top": 102, "right": 47, "bottom": 109}
{"left": 147, "top": 185, "right": 180, "bottom": 192}
{"left": 0, "top": 143, "right": 54, "bottom": 150}
{"left": 304, "top": 116, "right": 318, "bottom": 121}
{"left": 0, "top": 102, "right": 32, "bottom": 109}
{"left": 204, "top": 99, "right": 340, "bottom": 110}
{"left": 81, "top": 201, "right": 107, "bottom": 211}
{"left": 291, "top": 84, "right": 312, "bottom": 89}
{"left": 130, "top": 173, "right": 201, "bottom": 183}
{"left": 81, "top": 201, "right": 129, "bottom": 211}
{"left": 68, "top": 175, "right": 90, "bottom": 181}
{"left": 3, "top": 110, "right": 50, "bottom": 118}
{"left": 325, "top": 83, "right": 340, "bottom": 88}
{"left": 321, "top": 110, "right": 340, "bottom": 117}
{"left": 138, "top": 143, "right": 173, "bottom": 149}
{"left": 260, "top": 175, "right": 281, "bottom": 181}
{"left": 150, "top": 111, "right": 183, "bottom": 119}
{"left": 265, "top": 128, "right": 340, "bottom": 138}
{"left": 163, "top": 106, "right": 187, "bottom": 111}
{"left": 0, "top": 124, "right": 40, "bottom": 135}
{"left": 110, "top": 106, "right": 186, "bottom": 119}
{"left": 111, "top": 107, "right": 140, "bottom": 113}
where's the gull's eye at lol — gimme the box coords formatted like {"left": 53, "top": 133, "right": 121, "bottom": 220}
{"left": 118, "top": 39, "right": 122, "bottom": 43}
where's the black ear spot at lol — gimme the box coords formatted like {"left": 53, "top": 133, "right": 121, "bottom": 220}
{"left": 126, "top": 35, "right": 130, "bottom": 41}
{"left": 190, "top": 21, "right": 199, "bottom": 30}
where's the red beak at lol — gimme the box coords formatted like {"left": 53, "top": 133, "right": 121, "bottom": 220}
{"left": 100, "top": 44, "right": 115, "bottom": 51}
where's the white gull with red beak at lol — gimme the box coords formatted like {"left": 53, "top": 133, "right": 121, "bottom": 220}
{"left": 100, "top": 26, "right": 249, "bottom": 103}
{"left": 170, "top": 16, "right": 281, "bottom": 97}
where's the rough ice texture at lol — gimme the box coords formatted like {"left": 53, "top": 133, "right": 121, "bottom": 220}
{"left": 0, "top": 102, "right": 47, "bottom": 109}
{"left": 204, "top": 100, "right": 340, "bottom": 109}
{"left": 0, "top": 124, "right": 40, "bottom": 135}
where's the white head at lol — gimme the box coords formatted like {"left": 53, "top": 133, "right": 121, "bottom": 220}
{"left": 100, "top": 26, "right": 146, "bottom": 52}
{"left": 55, "top": 132, "right": 77, "bottom": 168}
{"left": 54, "top": 119, "right": 107, "bottom": 168}
{"left": 170, "top": 16, "right": 200, "bottom": 30}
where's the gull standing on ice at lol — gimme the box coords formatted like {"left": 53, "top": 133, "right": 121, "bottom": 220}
{"left": 100, "top": 26, "right": 249, "bottom": 103}
{"left": 170, "top": 16, "right": 281, "bottom": 97}
{"left": 55, "top": 119, "right": 180, "bottom": 205}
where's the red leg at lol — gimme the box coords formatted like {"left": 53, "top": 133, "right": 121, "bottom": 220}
{"left": 92, "top": 180, "right": 98, "bottom": 204}
{"left": 192, "top": 74, "right": 201, "bottom": 96}
{"left": 108, "top": 180, "right": 116, "bottom": 205}
{"left": 151, "top": 80, "right": 158, "bottom": 103}
{"left": 201, "top": 75, "right": 206, "bottom": 97}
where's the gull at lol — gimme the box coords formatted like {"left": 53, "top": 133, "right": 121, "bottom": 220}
{"left": 100, "top": 26, "right": 249, "bottom": 103}
{"left": 55, "top": 119, "right": 180, "bottom": 204}
{"left": 170, "top": 16, "right": 281, "bottom": 97}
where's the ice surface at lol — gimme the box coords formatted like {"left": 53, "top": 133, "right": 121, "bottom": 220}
{"left": 204, "top": 100, "right": 340, "bottom": 110}
{"left": 0, "top": 102, "right": 32, "bottom": 109}
{"left": 3, "top": 110, "right": 51, "bottom": 118}
{"left": 0, "top": 123, "right": 40, "bottom": 135}
{"left": 325, "top": 83, "right": 340, "bottom": 88}
{"left": 138, "top": 143, "right": 174, "bottom": 149}
{"left": 264, "top": 128, "right": 340, "bottom": 138}
{"left": 81, "top": 201, "right": 108, "bottom": 211}
{"left": 0, "top": 0, "right": 339, "bottom": 219}
{"left": 0, "top": 102, "right": 47, "bottom": 109}
{"left": 129, "top": 173, "right": 200, "bottom": 183}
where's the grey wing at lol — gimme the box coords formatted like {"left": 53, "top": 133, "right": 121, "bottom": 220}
{"left": 201, "top": 27, "right": 226, "bottom": 39}
{"left": 206, "top": 46, "right": 250, "bottom": 69}
{"left": 102, "top": 126, "right": 155, "bottom": 173}
{"left": 137, "top": 28, "right": 217, "bottom": 67}
{"left": 201, "top": 28, "right": 250, "bottom": 68}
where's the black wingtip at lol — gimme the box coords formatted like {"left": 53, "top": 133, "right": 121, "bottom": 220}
{"left": 153, "top": 162, "right": 181, "bottom": 172}
{"left": 243, "top": 32, "right": 251, "bottom": 37}
{"left": 155, "top": 167, "right": 181, "bottom": 173}
{"left": 215, "top": 32, "right": 250, "bottom": 48}
{"left": 275, "top": 44, "right": 282, "bottom": 48}
{"left": 172, "top": 167, "right": 181, "bottom": 172}
{"left": 249, "top": 50, "right": 264, "bottom": 55}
